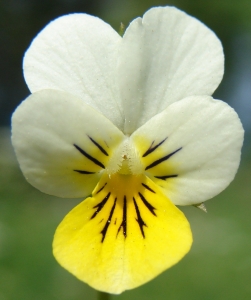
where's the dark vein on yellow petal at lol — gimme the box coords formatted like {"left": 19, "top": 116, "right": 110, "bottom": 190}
{"left": 133, "top": 197, "right": 147, "bottom": 238}
{"left": 88, "top": 135, "right": 109, "bottom": 156}
{"left": 95, "top": 183, "right": 107, "bottom": 195}
{"left": 91, "top": 192, "right": 110, "bottom": 219}
{"left": 101, "top": 197, "right": 117, "bottom": 243}
{"left": 154, "top": 174, "right": 178, "bottom": 180}
{"left": 142, "top": 137, "right": 167, "bottom": 157}
{"left": 74, "top": 170, "right": 96, "bottom": 174}
{"left": 117, "top": 196, "right": 127, "bottom": 238}
{"left": 138, "top": 192, "right": 156, "bottom": 216}
{"left": 145, "top": 147, "right": 182, "bottom": 171}
{"left": 141, "top": 183, "right": 156, "bottom": 193}
{"left": 74, "top": 144, "right": 105, "bottom": 169}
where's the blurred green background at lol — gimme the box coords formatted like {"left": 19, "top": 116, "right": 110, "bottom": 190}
{"left": 0, "top": 0, "right": 251, "bottom": 299}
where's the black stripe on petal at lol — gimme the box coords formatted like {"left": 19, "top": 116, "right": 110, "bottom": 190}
{"left": 91, "top": 192, "right": 110, "bottom": 219}
{"left": 138, "top": 192, "right": 156, "bottom": 216}
{"left": 133, "top": 197, "right": 147, "bottom": 238}
{"left": 74, "top": 144, "right": 105, "bottom": 169}
{"left": 117, "top": 196, "right": 127, "bottom": 238}
{"left": 95, "top": 183, "right": 107, "bottom": 195}
{"left": 74, "top": 170, "right": 96, "bottom": 174}
{"left": 145, "top": 147, "right": 182, "bottom": 171}
{"left": 154, "top": 174, "right": 178, "bottom": 180}
{"left": 101, "top": 197, "right": 117, "bottom": 243}
{"left": 88, "top": 136, "right": 109, "bottom": 156}
{"left": 141, "top": 183, "right": 156, "bottom": 193}
{"left": 142, "top": 137, "right": 167, "bottom": 157}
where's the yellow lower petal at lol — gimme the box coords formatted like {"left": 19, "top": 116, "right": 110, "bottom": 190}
{"left": 53, "top": 173, "right": 192, "bottom": 294}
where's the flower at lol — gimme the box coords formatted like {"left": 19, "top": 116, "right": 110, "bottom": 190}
{"left": 11, "top": 6, "right": 243, "bottom": 294}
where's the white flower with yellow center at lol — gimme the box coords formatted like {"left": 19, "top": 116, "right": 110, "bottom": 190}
{"left": 11, "top": 6, "right": 243, "bottom": 294}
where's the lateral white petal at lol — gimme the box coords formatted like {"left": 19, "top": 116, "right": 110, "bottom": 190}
{"left": 12, "top": 90, "right": 124, "bottom": 198}
{"left": 118, "top": 7, "right": 224, "bottom": 134}
{"left": 23, "top": 14, "right": 124, "bottom": 130}
{"left": 131, "top": 96, "right": 244, "bottom": 206}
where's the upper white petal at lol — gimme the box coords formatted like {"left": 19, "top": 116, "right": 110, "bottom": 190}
{"left": 131, "top": 96, "right": 244, "bottom": 206}
{"left": 118, "top": 6, "right": 224, "bottom": 134}
{"left": 23, "top": 14, "right": 124, "bottom": 130}
{"left": 12, "top": 89, "right": 124, "bottom": 198}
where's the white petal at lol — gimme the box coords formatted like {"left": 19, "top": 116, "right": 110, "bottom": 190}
{"left": 118, "top": 7, "right": 224, "bottom": 134}
{"left": 23, "top": 14, "right": 124, "bottom": 130}
{"left": 131, "top": 96, "right": 244, "bottom": 205}
{"left": 12, "top": 90, "right": 124, "bottom": 198}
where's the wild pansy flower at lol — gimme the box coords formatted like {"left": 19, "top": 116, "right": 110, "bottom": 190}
{"left": 11, "top": 6, "right": 243, "bottom": 294}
